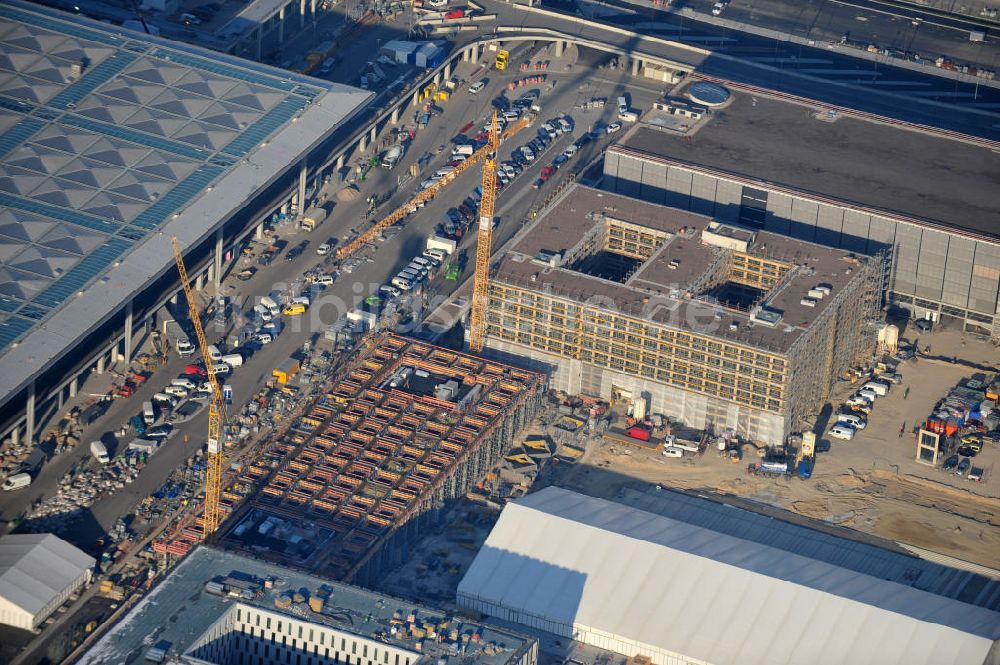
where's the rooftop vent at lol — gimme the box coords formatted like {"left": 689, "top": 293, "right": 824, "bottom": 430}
{"left": 750, "top": 306, "right": 783, "bottom": 327}
{"left": 532, "top": 250, "right": 563, "bottom": 268}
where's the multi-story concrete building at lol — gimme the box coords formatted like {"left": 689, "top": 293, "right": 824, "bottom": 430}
{"left": 481, "top": 186, "right": 883, "bottom": 443}
{"left": 601, "top": 92, "right": 1000, "bottom": 338}
{"left": 78, "top": 546, "right": 538, "bottom": 665}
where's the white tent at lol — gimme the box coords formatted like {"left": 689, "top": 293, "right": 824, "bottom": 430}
{"left": 458, "top": 487, "right": 1000, "bottom": 665}
{"left": 0, "top": 533, "right": 95, "bottom": 630}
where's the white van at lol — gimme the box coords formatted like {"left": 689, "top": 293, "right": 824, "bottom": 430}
{"left": 209, "top": 362, "right": 231, "bottom": 377}
{"left": 171, "top": 378, "right": 196, "bottom": 391}
{"left": 661, "top": 445, "right": 684, "bottom": 458}
{"left": 314, "top": 274, "right": 334, "bottom": 286}
{"left": 837, "top": 413, "right": 867, "bottom": 429}
{"left": 617, "top": 95, "right": 628, "bottom": 115}
{"left": 858, "top": 388, "right": 879, "bottom": 402}
{"left": 468, "top": 81, "right": 486, "bottom": 94}
{"left": 391, "top": 277, "right": 413, "bottom": 291}
{"left": 206, "top": 345, "right": 223, "bottom": 362}
{"left": 862, "top": 381, "right": 888, "bottom": 396}
{"left": 828, "top": 425, "right": 855, "bottom": 440}
{"left": 221, "top": 353, "right": 244, "bottom": 368}
{"left": 2, "top": 473, "right": 31, "bottom": 491}
{"left": 151, "top": 393, "right": 176, "bottom": 408}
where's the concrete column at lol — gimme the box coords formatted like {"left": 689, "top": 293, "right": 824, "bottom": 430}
{"left": 369, "top": 125, "right": 377, "bottom": 144}
{"left": 462, "top": 48, "right": 469, "bottom": 63}
{"left": 358, "top": 133, "right": 367, "bottom": 152}
{"left": 632, "top": 57, "right": 642, "bottom": 76}
{"left": 255, "top": 223, "right": 265, "bottom": 240}
{"left": 297, "top": 159, "right": 307, "bottom": 215}
{"left": 554, "top": 40, "right": 564, "bottom": 57}
{"left": 278, "top": 6, "right": 286, "bottom": 43}
{"left": 69, "top": 376, "right": 78, "bottom": 399}
{"left": 443, "top": 61, "right": 452, "bottom": 79}
{"left": 310, "top": 0, "right": 317, "bottom": 23}
{"left": 195, "top": 272, "right": 206, "bottom": 291}
{"left": 169, "top": 293, "right": 178, "bottom": 306}
{"left": 433, "top": 71, "right": 442, "bottom": 86}
{"left": 58, "top": 386, "right": 64, "bottom": 410}
{"left": 9, "top": 424, "right": 19, "bottom": 447}
{"left": 214, "top": 228, "right": 224, "bottom": 293}
{"left": 336, "top": 153, "right": 345, "bottom": 170}
{"left": 391, "top": 107, "right": 400, "bottom": 124}
{"left": 411, "top": 89, "right": 420, "bottom": 107}
{"left": 471, "top": 45, "right": 479, "bottom": 63}
{"left": 300, "top": 0, "right": 306, "bottom": 28}
{"left": 124, "top": 301, "right": 134, "bottom": 363}
{"left": 25, "top": 381, "right": 35, "bottom": 446}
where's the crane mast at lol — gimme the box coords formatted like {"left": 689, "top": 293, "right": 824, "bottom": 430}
{"left": 469, "top": 112, "right": 500, "bottom": 354}
{"left": 171, "top": 237, "right": 226, "bottom": 537}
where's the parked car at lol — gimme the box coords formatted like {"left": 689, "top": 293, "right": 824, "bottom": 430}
{"left": 828, "top": 425, "right": 855, "bottom": 440}
{"left": 184, "top": 363, "right": 206, "bottom": 376}
{"left": 956, "top": 457, "right": 971, "bottom": 476}
{"left": 539, "top": 166, "right": 553, "bottom": 181}
{"left": 942, "top": 454, "right": 960, "bottom": 471}
{"left": 968, "top": 466, "right": 984, "bottom": 482}
{"left": 606, "top": 122, "right": 622, "bottom": 134}
{"left": 146, "top": 424, "right": 173, "bottom": 439}
{"left": 468, "top": 80, "right": 486, "bottom": 94}
{"left": 914, "top": 319, "right": 933, "bottom": 332}
{"left": 316, "top": 243, "right": 331, "bottom": 256}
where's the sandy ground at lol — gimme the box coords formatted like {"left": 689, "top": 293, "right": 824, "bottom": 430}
{"left": 541, "top": 325, "right": 1000, "bottom": 570}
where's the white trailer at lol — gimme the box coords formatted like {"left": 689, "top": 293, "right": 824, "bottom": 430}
{"left": 427, "top": 235, "right": 457, "bottom": 255}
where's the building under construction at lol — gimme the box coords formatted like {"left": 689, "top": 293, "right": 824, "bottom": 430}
{"left": 481, "top": 186, "right": 884, "bottom": 443}
{"left": 223, "top": 334, "right": 545, "bottom": 585}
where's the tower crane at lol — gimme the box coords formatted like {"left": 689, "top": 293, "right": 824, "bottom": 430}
{"left": 171, "top": 237, "right": 226, "bottom": 538}
{"left": 335, "top": 115, "right": 532, "bottom": 262}
{"left": 468, "top": 112, "right": 500, "bottom": 354}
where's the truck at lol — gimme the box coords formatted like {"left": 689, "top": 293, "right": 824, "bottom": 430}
{"left": 427, "top": 235, "right": 457, "bottom": 255}
{"left": 90, "top": 441, "right": 110, "bottom": 464}
{"left": 17, "top": 447, "right": 46, "bottom": 475}
{"left": 381, "top": 144, "right": 405, "bottom": 169}
{"left": 797, "top": 456, "right": 814, "bottom": 479}
{"left": 300, "top": 206, "right": 328, "bottom": 232}
{"left": 2, "top": 473, "right": 31, "bottom": 491}
{"left": 260, "top": 296, "right": 280, "bottom": 318}
{"left": 142, "top": 401, "right": 155, "bottom": 426}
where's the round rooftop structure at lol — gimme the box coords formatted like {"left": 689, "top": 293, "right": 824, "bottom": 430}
{"left": 688, "top": 82, "right": 730, "bottom": 107}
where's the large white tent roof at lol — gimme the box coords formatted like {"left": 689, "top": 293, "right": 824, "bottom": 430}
{"left": 0, "top": 533, "right": 95, "bottom": 618}
{"left": 458, "top": 487, "right": 1000, "bottom": 665}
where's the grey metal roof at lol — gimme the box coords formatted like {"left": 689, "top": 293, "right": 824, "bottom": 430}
{"left": 0, "top": 533, "right": 95, "bottom": 618}
{"left": 0, "top": 1, "right": 370, "bottom": 396}
{"left": 458, "top": 487, "right": 1000, "bottom": 665}
{"left": 617, "top": 486, "right": 1000, "bottom": 612}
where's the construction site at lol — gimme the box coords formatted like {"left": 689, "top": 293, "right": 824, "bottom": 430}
{"left": 220, "top": 334, "right": 545, "bottom": 585}
{"left": 481, "top": 186, "right": 885, "bottom": 443}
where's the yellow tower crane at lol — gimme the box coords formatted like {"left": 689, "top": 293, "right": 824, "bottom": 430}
{"left": 468, "top": 112, "right": 500, "bottom": 354}
{"left": 335, "top": 115, "right": 532, "bottom": 263}
{"left": 171, "top": 237, "right": 226, "bottom": 538}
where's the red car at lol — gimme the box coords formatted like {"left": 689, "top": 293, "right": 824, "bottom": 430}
{"left": 539, "top": 166, "right": 553, "bottom": 181}
{"left": 184, "top": 363, "right": 207, "bottom": 376}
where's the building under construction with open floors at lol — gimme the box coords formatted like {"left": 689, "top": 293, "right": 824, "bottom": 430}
{"left": 480, "top": 186, "right": 885, "bottom": 444}
{"left": 222, "top": 334, "right": 545, "bottom": 586}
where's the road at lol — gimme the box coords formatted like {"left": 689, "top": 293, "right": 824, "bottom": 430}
{"left": 476, "top": 0, "right": 1000, "bottom": 139}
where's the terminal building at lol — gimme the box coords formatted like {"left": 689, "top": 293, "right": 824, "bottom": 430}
{"left": 480, "top": 185, "right": 883, "bottom": 443}
{"left": 0, "top": 1, "right": 371, "bottom": 448}
{"left": 78, "top": 545, "right": 538, "bottom": 665}
{"left": 601, "top": 92, "right": 1000, "bottom": 339}
{"left": 459, "top": 486, "right": 1000, "bottom": 665}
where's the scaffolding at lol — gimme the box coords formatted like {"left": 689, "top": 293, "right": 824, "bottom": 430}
{"left": 224, "top": 334, "right": 544, "bottom": 581}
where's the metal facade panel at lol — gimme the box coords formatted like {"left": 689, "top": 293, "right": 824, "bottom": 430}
{"left": 664, "top": 165, "right": 693, "bottom": 210}
{"left": 604, "top": 151, "right": 621, "bottom": 194}
{"left": 689, "top": 172, "right": 716, "bottom": 217}
{"left": 763, "top": 191, "right": 793, "bottom": 235}
{"left": 616, "top": 156, "right": 643, "bottom": 198}
{"left": 893, "top": 224, "right": 922, "bottom": 283}
{"left": 867, "top": 215, "right": 897, "bottom": 256}
{"left": 712, "top": 178, "right": 742, "bottom": 223}
{"left": 941, "top": 236, "right": 975, "bottom": 308}
{"left": 814, "top": 205, "right": 844, "bottom": 247}
{"left": 915, "top": 228, "right": 947, "bottom": 300}
{"left": 841, "top": 210, "right": 871, "bottom": 253}
{"left": 638, "top": 159, "right": 667, "bottom": 206}
{"left": 785, "top": 197, "right": 819, "bottom": 240}
{"left": 969, "top": 242, "right": 1000, "bottom": 314}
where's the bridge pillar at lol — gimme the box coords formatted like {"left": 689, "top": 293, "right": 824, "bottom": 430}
{"left": 412, "top": 89, "right": 420, "bottom": 107}
{"left": 554, "top": 41, "right": 564, "bottom": 58}
{"left": 462, "top": 48, "right": 469, "bottom": 63}
{"left": 391, "top": 107, "right": 400, "bottom": 124}
{"left": 444, "top": 61, "right": 452, "bottom": 80}
{"left": 359, "top": 133, "right": 367, "bottom": 152}
{"left": 255, "top": 222, "right": 265, "bottom": 240}
{"left": 336, "top": 153, "right": 345, "bottom": 170}
{"left": 370, "top": 124, "right": 377, "bottom": 144}
{"left": 469, "top": 45, "right": 479, "bottom": 64}
{"left": 434, "top": 71, "right": 442, "bottom": 86}
{"left": 632, "top": 57, "right": 642, "bottom": 76}
{"left": 278, "top": 5, "right": 286, "bottom": 43}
